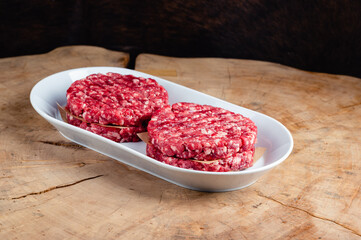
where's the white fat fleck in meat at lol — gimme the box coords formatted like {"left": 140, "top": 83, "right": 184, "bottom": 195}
{"left": 132, "top": 78, "right": 140, "bottom": 84}
{"left": 200, "top": 128, "right": 215, "bottom": 135}
{"left": 204, "top": 148, "right": 211, "bottom": 155}
{"left": 170, "top": 145, "right": 178, "bottom": 152}
{"left": 214, "top": 131, "right": 227, "bottom": 138}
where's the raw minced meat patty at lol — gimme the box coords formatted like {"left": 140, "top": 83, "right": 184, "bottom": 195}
{"left": 147, "top": 102, "right": 257, "bottom": 160}
{"left": 147, "top": 143, "right": 254, "bottom": 172}
{"left": 66, "top": 72, "right": 169, "bottom": 127}
{"left": 67, "top": 116, "right": 146, "bottom": 143}
{"left": 65, "top": 72, "right": 168, "bottom": 142}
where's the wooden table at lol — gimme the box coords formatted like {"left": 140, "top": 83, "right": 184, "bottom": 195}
{"left": 0, "top": 46, "right": 360, "bottom": 239}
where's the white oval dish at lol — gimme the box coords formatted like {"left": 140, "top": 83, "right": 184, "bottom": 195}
{"left": 30, "top": 67, "right": 293, "bottom": 192}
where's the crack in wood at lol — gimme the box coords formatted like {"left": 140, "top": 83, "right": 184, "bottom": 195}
{"left": 341, "top": 102, "right": 361, "bottom": 109}
{"left": 38, "top": 140, "right": 85, "bottom": 150}
{"left": 227, "top": 66, "right": 232, "bottom": 85}
{"left": 346, "top": 183, "right": 361, "bottom": 211}
{"left": 158, "top": 191, "right": 164, "bottom": 204}
{"left": 0, "top": 174, "right": 104, "bottom": 200}
{"left": 0, "top": 175, "right": 13, "bottom": 179}
{"left": 255, "top": 190, "right": 361, "bottom": 237}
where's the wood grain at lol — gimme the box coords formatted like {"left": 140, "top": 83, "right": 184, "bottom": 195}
{"left": 0, "top": 46, "right": 131, "bottom": 239}
{"left": 0, "top": 47, "right": 360, "bottom": 239}
{"left": 135, "top": 54, "right": 361, "bottom": 239}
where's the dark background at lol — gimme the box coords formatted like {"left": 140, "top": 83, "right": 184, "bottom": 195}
{"left": 1, "top": 0, "right": 361, "bottom": 77}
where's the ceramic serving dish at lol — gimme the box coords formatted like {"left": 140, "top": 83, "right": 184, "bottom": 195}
{"left": 30, "top": 67, "right": 293, "bottom": 192}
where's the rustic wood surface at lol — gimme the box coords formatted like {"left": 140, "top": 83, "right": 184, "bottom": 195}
{"left": 0, "top": 46, "right": 360, "bottom": 239}
{"left": 136, "top": 54, "right": 361, "bottom": 239}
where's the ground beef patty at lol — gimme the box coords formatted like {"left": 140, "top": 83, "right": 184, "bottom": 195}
{"left": 66, "top": 72, "right": 168, "bottom": 142}
{"left": 147, "top": 102, "right": 257, "bottom": 160}
{"left": 67, "top": 117, "right": 147, "bottom": 143}
{"left": 66, "top": 72, "right": 168, "bottom": 126}
{"left": 147, "top": 143, "right": 254, "bottom": 172}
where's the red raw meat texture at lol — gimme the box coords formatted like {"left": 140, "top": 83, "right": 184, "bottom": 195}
{"left": 66, "top": 72, "right": 169, "bottom": 126}
{"left": 66, "top": 72, "right": 168, "bottom": 142}
{"left": 147, "top": 102, "right": 257, "bottom": 160}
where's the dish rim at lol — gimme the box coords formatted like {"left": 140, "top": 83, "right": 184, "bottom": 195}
{"left": 30, "top": 66, "right": 294, "bottom": 176}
